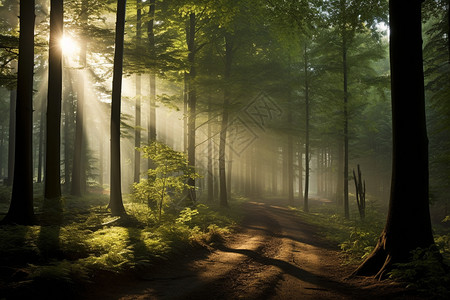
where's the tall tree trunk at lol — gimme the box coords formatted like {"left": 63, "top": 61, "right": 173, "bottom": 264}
{"left": 71, "top": 74, "right": 83, "bottom": 196}
{"left": 183, "top": 73, "right": 188, "bottom": 152}
{"left": 342, "top": 33, "right": 350, "bottom": 219}
{"left": 287, "top": 112, "right": 294, "bottom": 205}
{"left": 64, "top": 84, "right": 72, "bottom": 193}
{"left": 109, "top": 0, "right": 127, "bottom": 216}
{"left": 336, "top": 140, "right": 344, "bottom": 205}
{"left": 6, "top": 88, "right": 16, "bottom": 186}
{"left": 207, "top": 98, "right": 214, "bottom": 202}
{"left": 186, "top": 13, "right": 197, "bottom": 204}
{"left": 304, "top": 45, "right": 310, "bottom": 213}
{"left": 227, "top": 142, "right": 233, "bottom": 198}
{"left": 354, "top": 0, "right": 435, "bottom": 278}
{"left": 219, "top": 34, "right": 233, "bottom": 207}
{"left": 44, "top": 0, "right": 63, "bottom": 200}
{"left": 71, "top": 0, "right": 88, "bottom": 196}
{"left": 37, "top": 97, "right": 45, "bottom": 183}
{"left": 298, "top": 145, "right": 303, "bottom": 202}
{"left": 2, "top": 0, "right": 35, "bottom": 225}
{"left": 134, "top": 0, "right": 142, "bottom": 183}
{"left": 147, "top": 0, "right": 156, "bottom": 168}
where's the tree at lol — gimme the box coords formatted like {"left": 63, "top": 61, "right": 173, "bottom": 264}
{"left": 109, "top": 0, "right": 127, "bottom": 216}
{"left": 134, "top": 0, "right": 142, "bottom": 183}
{"left": 1, "top": 0, "right": 36, "bottom": 225}
{"left": 219, "top": 33, "right": 233, "bottom": 207}
{"left": 71, "top": 0, "right": 89, "bottom": 196}
{"left": 354, "top": 0, "right": 435, "bottom": 278}
{"left": 324, "top": 0, "right": 387, "bottom": 218}
{"left": 45, "top": 0, "right": 64, "bottom": 200}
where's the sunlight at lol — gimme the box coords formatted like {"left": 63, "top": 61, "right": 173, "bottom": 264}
{"left": 60, "top": 35, "right": 79, "bottom": 56}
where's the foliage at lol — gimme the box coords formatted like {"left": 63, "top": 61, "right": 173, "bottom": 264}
{"left": 0, "top": 194, "right": 241, "bottom": 298}
{"left": 389, "top": 246, "right": 450, "bottom": 299}
{"left": 132, "top": 142, "right": 200, "bottom": 221}
{"left": 290, "top": 199, "right": 385, "bottom": 263}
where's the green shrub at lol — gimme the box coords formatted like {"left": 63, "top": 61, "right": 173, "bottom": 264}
{"left": 389, "top": 246, "right": 450, "bottom": 299}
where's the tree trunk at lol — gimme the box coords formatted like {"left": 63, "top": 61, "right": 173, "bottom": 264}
{"left": 6, "top": 88, "right": 16, "bottom": 186}
{"left": 298, "top": 145, "right": 303, "bottom": 202}
{"left": 134, "top": 0, "right": 142, "bottom": 183}
{"left": 186, "top": 13, "right": 197, "bottom": 204}
{"left": 44, "top": 0, "right": 63, "bottom": 200}
{"left": 71, "top": 1, "right": 88, "bottom": 196}
{"left": 37, "top": 97, "right": 45, "bottom": 183}
{"left": 304, "top": 45, "right": 310, "bottom": 213}
{"left": 343, "top": 33, "right": 350, "bottom": 219}
{"left": 354, "top": 0, "right": 435, "bottom": 278}
{"left": 147, "top": 0, "right": 156, "bottom": 169}
{"left": 288, "top": 112, "right": 294, "bottom": 205}
{"left": 108, "top": 0, "right": 127, "bottom": 216}
{"left": 227, "top": 142, "right": 233, "bottom": 198}
{"left": 207, "top": 98, "right": 214, "bottom": 202}
{"left": 2, "top": 0, "right": 35, "bottom": 225}
{"left": 64, "top": 84, "right": 72, "bottom": 193}
{"left": 219, "top": 34, "right": 233, "bottom": 208}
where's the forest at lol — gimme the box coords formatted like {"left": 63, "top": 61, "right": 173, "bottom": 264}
{"left": 0, "top": 0, "right": 449, "bottom": 299}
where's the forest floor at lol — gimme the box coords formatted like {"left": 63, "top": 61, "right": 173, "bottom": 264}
{"left": 84, "top": 199, "right": 423, "bottom": 300}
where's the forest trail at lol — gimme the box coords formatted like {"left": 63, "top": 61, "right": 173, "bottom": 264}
{"left": 86, "top": 200, "right": 418, "bottom": 300}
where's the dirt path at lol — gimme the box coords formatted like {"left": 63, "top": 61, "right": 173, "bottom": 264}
{"left": 86, "top": 200, "right": 420, "bottom": 299}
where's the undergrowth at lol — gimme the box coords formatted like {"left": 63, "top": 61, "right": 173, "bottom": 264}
{"left": 290, "top": 198, "right": 450, "bottom": 299}
{"left": 0, "top": 194, "right": 243, "bottom": 299}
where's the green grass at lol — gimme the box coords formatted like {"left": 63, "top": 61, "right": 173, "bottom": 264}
{"left": 0, "top": 193, "right": 244, "bottom": 298}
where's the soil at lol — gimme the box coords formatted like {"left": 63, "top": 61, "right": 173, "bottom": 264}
{"left": 84, "top": 199, "right": 425, "bottom": 300}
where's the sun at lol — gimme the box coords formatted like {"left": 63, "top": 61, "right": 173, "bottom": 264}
{"left": 60, "top": 36, "right": 78, "bottom": 55}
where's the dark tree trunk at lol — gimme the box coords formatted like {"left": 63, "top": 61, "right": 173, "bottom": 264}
{"left": 227, "top": 142, "right": 233, "bottom": 197}
{"left": 134, "top": 0, "right": 142, "bottom": 183}
{"left": 6, "top": 89, "right": 16, "bottom": 186}
{"left": 71, "top": 74, "right": 83, "bottom": 196}
{"left": 186, "top": 13, "right": 197, "bottom": 204}
{"left": 147, "top": 0, "right": 156, "bottom": 169}
{"left": 288, "top": 113, "right": 294, "bottom": 205}
{"left": 71, "top": 1, "right": 88, "bottom": 196}
{"left": 336, "top": 140, "right": 344, "bottom": 205}
{"left": 64, "top": 85, "right": 72, "bottom": 193}
{"left": 183, "top": 73, "right": 188, "bottom": 152}
{"left": 2, "top": 0, "right": 36, "bottom": 225}
{"left": 207, "top": 98, "right": 214, "bottom": 202}
{"left": 219, "top": 34, "right": 233, "bottom": 208}
{"left": 108, "top": 0, "right": 127, "bottom": 216}
{"left": 354, "top": 0, "right": 435, "bottom": 278}
{"left": 342, "top": 33, "right": 350, "bottom": 219}
{"left": 298, "top": 146, "right": 303, "bottom": 202}
{"left": 44, "top": 0, "right": 63, "bottom": 200}
{"left": 37, "top": 97, "right": 45, "bottom": 183}
{"left": 304, "top": 45, "right": 310, "bottom": 213}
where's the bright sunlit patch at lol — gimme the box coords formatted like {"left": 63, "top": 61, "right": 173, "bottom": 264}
{"left": 60, "top": 36, "right": 79, "bottom": 55}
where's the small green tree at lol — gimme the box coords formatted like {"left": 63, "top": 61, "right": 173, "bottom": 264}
{"left": 133, "top": 142, "right": 198, "bottom": 221}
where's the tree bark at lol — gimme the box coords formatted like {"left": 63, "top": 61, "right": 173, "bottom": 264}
{"left": 287, "top": 112, "right": 294, "bottom": 205}
{"left": 44, "top": 0, "right": 63, "bottom": 200}
{"left": 37, "top": 97, "right": 45, "bottom": 183}
{"left": 219, "top": 34, "right": 233, "bottom": 207}
{"left": 2, "top": 0, "right": 36, "bottom": 225}
{"left": 354, "top": 0, "right": 435, "bottom": 278}
{"left": 108, "top": 0, "right": 127, "bottom": 216}
{"left": 207, "top": 97, "right": 214, "bottom": 202}
{"left": 147, "top": 0, "right": 156, "bottom": 169}
{"left": 186, "top": 13, "right": 197, "bottom": 204}
{"left": 342, "top": 33, "right": 350, "bottom": 219}
{"left": 6, "top": 88, "right": 16, "bottom": 186}
{"left": 134, "top": 0, "right": 142, "bottom": 183}
{"left": 304, "top": 45, "right": 310, "bottom": 213}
